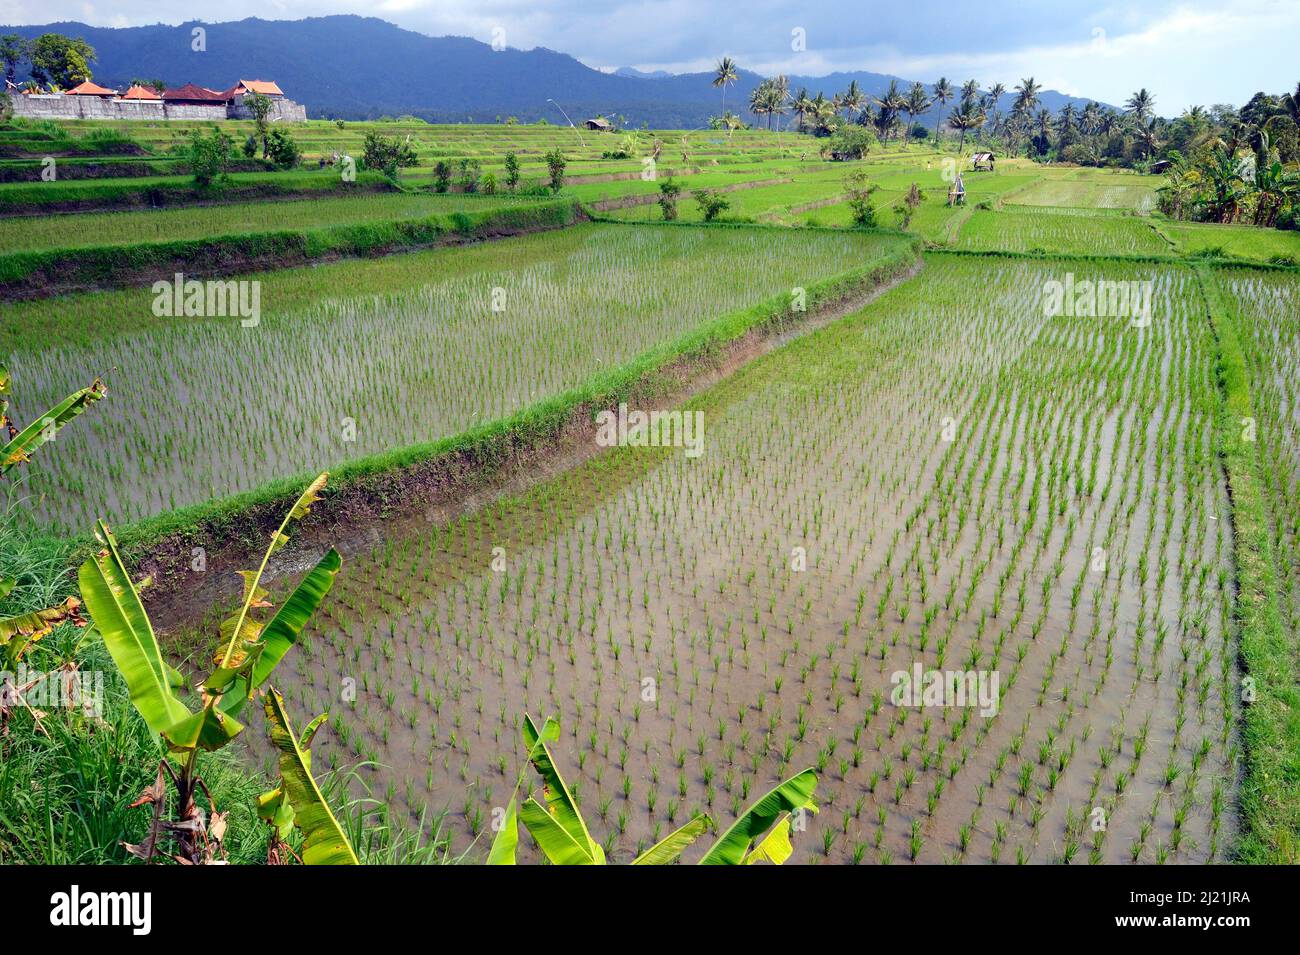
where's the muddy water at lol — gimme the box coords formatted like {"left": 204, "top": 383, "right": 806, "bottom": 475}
{"left": 210, "top": 257, "right": 1237, "bottom": 864}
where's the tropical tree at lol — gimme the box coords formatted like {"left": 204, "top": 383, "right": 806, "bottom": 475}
{"left": 27, "top": 33, "right": 95, "bottom": 87}
{"left": 1125, "top": 88, "right": 1156, "bottom": 124}
{"left": 1251, "top": 131, "right": 1300, "bottom": 226}
{"left": 951, "top": 98, "right": 987, "bottom": 152}
{"left": 79, "top": 474, "right": 354, "bottom": 864}
{"left": 1013, "top": 76, "right": 1043, "bottom": 116}
{"left": 0, "top": 34, "right": 28, "bottom": 85}
{"left": 874, "top": 80, "right": 906, "bottom": 143}
{"left": 791, "top": 87, "right": 814, "bottom": 133}
{"left": 840, "top": 79, "right": 866, "bottom": 123}
{"left": 712, "top": 57, "right": 738, "bottom": 114}
{"left": 931, "top": 78, "right": 954, "bottom": 146}
{"left": 904, "top": 82, "right": 931, "bottom": 143}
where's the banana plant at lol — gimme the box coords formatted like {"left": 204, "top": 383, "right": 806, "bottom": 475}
{"left": 258, "top": 688, "right": 359, "bottom": 865}
{"left": 78, "top": 472, "right": 347, "bottom": 864}
{"left": 487, "top": 714, "right": 817, "bottom": 865}
{"left": 0, "top": 364, "right": 103, "bottom": 664}
{"left": 0, "top": 363, "right": 105, "bottom": 476}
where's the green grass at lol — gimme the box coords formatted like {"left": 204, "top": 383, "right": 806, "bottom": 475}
{"left": 955, "top": 208, "right": 1170, "bottom": 255}
{"left": 1160, "top": 220, "right": 1300, "bottom": 265}
{"left": 0, "top": 191, "right": 543, "bottom": 254}
{"left": 0, "top": 196, "right": 577, "bottom": 297}
{"left": 7, "top": 222, "right": 916, "bottom": 537}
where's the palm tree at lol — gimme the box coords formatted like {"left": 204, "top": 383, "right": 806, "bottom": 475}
{"left": 874, "top": 80, "right": 906, "bottom": 144}
{"left": 840, "top": 80, "right": 866, "bottom": 124}
{"left": 769, "top": 74, "right": 790, "bottom": 130}
{"left": 791, "top": 87, "right": 814, "bottom": 133}
{"left": 983, "top": 82, "right": 1005, "bottom": 133}
{"left": 1013, "top": 77, "right": 1042, "bottom": 116}
{"left": 713, "top": 57, "right": 738, "bottom": 114}
{"left": 960, "top": 79, "right": 979, "bottom": 105}
{"left": 1125, "top": 88, "right": 1156, "bottom": 124}
{"left": 905, "top": 82, "right": 931, "bottom": 145}
{"left": 932, "top": 77, "right": 954, "bottom": 145}
{"left": 951, "top": 98, "right": 987, "bottom": 152}
{"left": 749, "top": 81, "right": 774, "bottom": 130}
{"left": 1285, "top": 82, "right": 1300, "bottom": 125}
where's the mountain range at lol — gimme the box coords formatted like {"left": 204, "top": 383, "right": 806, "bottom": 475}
{"left": 3, "top": 15, "right": 1107, "bottom": 127}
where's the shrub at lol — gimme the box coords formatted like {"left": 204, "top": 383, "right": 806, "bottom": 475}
{"left": 504, "top": 152, "right": 521, "bottom": 191}
{"left": 433, "top": 160, "right": 452, "bottom": 193}
{"left": 189, "top": 128, "right": 232, "bottom": 189}
{"left": 264, "top": 128, "right": 301, "bottom": 170}
{"left": 545, "top": 149, "right": 567, "bottom": 192}
{"left": 657, "top": 177, "right": 682, "bottom": 220}
{"left": 361, "top": 131, "right": 417, "bottom": 178}
{"left": 692, "top": 188, "right": 730, "bottom": 221}
{"left": 827, "top": 126, "right": 878, "bottom": 161}
{"left": 456, "top": 158, "right": 482, "bottom": 193}
{"left": 843, "top": 171, "right": 880, "bottom": 227}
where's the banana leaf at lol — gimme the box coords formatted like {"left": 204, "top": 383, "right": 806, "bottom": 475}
{"left": 743, "top": 813, "right": 795, "bottom": 865}
{"left": 486, "top": 798, "right": 519, "bottom": 865}
{"left": 220, "top": 548, "right": 342, "bottom": 718}
{"left": 519, "top": 714, "right": 604, "bottom": 864}
{"left": 0, "top": 596, "right": 84, "bottom": 667}
{"left": 1, "top": 373, "right": 105, "bottom": 475}
{"left": 263, "top": 689, "right": 358, "bottom": 865}
{"left": 631, "top": 813, "right": 714, "bottom": 865}
{"left": 78, "top": 522, "right": 192, "bottom": 737}
{"left": 213, "top": 473, "right": 328, "bottom": 674}
{"left": 698, "top": 769, "right": 817, "bottom": 865}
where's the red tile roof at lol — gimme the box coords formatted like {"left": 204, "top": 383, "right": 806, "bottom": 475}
{"left": 162, "top": 82, "right": 228, "bottom": 103}
{"left": 121, "top": 84, "right": 163, "bottom": 100}
{"left": 240, "top": 79, "right": 283, "bottom": 96}
{"left": 64, "top": 80, "right": 118, "bottom": 96}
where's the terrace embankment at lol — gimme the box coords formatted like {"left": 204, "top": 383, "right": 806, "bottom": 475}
{"left": 141, "top": 240, "right": 922, "bottom": 636}
{"left": 587, "top": 176, "right": 790, "bottom": 212}
{"left": 0, "top": 198, "right": 582, "bottom": 299}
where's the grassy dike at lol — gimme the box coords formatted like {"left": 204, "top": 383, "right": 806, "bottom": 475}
{"left": 1197, "top": 264, "right": 1300, "bottom": 863}
{"left": 0, "top": 169, "right": 394, "bottom": 215}
{"left": 0, "top": 196, "right": 580, "bottom": 298}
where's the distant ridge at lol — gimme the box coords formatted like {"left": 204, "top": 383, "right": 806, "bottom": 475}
{"left": 2, "top": 15, "right": 1109, "bottom": 125}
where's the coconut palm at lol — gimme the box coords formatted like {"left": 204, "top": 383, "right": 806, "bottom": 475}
{"left": 932, "top": 77, "right": 954, "bottom": 145}
{"left": 1013, "top": 77, "right": 1042, "bottom": 116}
{"left": 874, "top": 80, "right": 906, "bottom": 143}
{"left": 904, "top": 82, "right": 931, "bottom": 144}
{"left": 713, "top": 57, "right": 738, "bottom": 114}
{"left": 1125, "top": 88, "right": 1156, "bottom": 124}
{"left": 982, "top": 82, "right": 1006, "bottom": 133}
{"left": 960, "top": 79, "right": 979, "bottom": 105}
{"left": 791, "top": 87, "right": 814, "bottom": 133}
{"left": 950, "top": 98, "right": 987, "bottom": 152}
{"left": 840, "top": 80, "right": 866, "bottom": 123}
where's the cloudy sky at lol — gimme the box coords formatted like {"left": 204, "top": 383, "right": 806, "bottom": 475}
{"left": 2, "top": 0, "right": 1294, "bottom": 113}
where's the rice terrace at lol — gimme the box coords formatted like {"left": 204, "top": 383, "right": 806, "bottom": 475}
{"left": 0, "top": 2, "right": 1297, "bottom": 897}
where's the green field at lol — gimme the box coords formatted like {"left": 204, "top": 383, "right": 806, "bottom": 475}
{"left": 8, "top": 223, "right": 909, "bottom": 532}
{"left": 3, "top": 112, "right": 1298, "bottom": 869}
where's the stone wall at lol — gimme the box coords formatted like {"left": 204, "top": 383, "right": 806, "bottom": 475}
{"left": 228, "top": 99, "right": 307, "bottom": 123}
{"left": 11, "top": 94, "right": 306, "bottom": 122}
